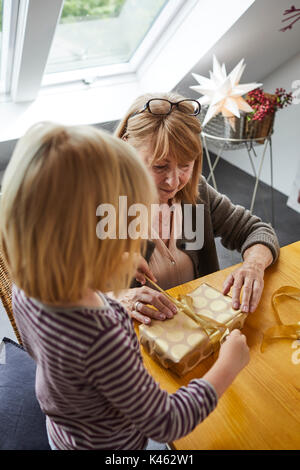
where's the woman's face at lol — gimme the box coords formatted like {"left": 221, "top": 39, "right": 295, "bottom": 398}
{"left": 137, "top": 145, "right": 194, "bottom": 204}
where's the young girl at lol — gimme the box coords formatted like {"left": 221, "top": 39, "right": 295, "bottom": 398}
{"left": 0, "top": 122, "right": 249, "bottom": 450}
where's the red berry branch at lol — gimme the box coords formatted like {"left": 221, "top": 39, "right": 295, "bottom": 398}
{"left": 280, "top": 5, "right": 300, "bottom": 31}
{"left": 246, "top": 88, "right": 293, "bottom": 121}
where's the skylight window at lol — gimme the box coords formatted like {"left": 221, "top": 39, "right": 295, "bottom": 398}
{"left": 45, "top": 0, "right": 169, "bottom": 75}
{"left": 0, "top": 0, "right": 255, "bottom": 138}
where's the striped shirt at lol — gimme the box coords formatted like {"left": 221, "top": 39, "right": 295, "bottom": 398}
{"left": 12, "top": 284, "right": 218, "bottom": 450}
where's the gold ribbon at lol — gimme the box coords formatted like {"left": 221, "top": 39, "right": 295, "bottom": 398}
{"left": 144, "top": 274, "right": 246, "bottom": 350}
{"left": 177, "top": 294, "right": 245, "bottom": 346}
{"left": 261, "top": 286, "right": 300, "bottom": 352}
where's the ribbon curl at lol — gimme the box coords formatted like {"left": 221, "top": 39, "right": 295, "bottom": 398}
{"left": 261, "top": 286, "right": 300, "bottom": 352}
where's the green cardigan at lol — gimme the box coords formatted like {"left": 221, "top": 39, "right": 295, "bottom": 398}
{"left": 131, "top": 176, "right": 280, "bottom": 287}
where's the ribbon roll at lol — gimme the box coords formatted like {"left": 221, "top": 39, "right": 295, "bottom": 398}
{"left": 261, "top": 286, "right": 300, "bottom": 352}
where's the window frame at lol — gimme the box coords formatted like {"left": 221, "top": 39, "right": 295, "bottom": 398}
{"left": 0, "top": 0, "right": 256, "bottom": 143}
{"left": 42, "top": 0, "right": 189, "bottom": 87}
{"left": 0, "top": 0, "right": 20, "bottom": 96}
{"left": 6, "top": 0, "right": 193, "bottom": 100}
{"left": 10, "top": 0, "right": 64, "bottom": 102}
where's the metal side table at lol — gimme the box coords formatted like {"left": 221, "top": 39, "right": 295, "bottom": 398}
{"left": 201, "top": 131, "right": 275, "bottom": 226}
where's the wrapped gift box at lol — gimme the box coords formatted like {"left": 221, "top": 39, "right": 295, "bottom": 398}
{"left": 139, "top": 283, "right": 247, "bottom": 376}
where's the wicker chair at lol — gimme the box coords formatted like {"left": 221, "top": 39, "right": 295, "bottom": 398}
{"left": 0, "top": 251, "right": 22, "bottom": 345}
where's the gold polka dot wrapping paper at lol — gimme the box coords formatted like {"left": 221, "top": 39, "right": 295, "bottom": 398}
{"left": 139, "top": 283, "right": 248, "bottom": 376}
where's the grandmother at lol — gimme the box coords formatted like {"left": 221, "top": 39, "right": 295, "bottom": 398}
{"left": 114, "top": 92, "right": 280, "bottom": 324}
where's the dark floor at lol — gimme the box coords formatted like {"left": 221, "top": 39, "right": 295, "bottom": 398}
{"left": 202, "top": 154, "right": 300, "bottom": 246}
{"left": 201, "top": 153, "right": 300, "bottom": 269}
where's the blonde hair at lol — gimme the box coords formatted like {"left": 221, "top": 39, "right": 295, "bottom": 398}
{"left": 114, "top": 92, "right": 203, "bottom": 204}
{"left": 0, "top": 122, "right": 156, "bottom": 303}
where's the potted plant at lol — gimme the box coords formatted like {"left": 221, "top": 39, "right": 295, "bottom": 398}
{"left": 244, "top": 87, "right": 293, "bottom": 141}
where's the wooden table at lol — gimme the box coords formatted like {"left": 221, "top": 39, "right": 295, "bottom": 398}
{"left": 137, "top": 241, "right": 300, "bottom": 450}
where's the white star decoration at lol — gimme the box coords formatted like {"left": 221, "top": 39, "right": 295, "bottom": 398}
{"left": 190, "top": 56, "right": 262, "bottom": 128}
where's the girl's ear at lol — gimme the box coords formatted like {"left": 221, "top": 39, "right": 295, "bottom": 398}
{"left": 122, "top": 134, "right": 128, "bottom": 142}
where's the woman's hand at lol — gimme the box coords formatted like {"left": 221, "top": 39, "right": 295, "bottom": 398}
{"left": 223, "top": 261, "right": 264, "bottom": 313}
{"left": 222, "top": 244, "right": 273, "bottom": 313}
{"left": 120, "top": 254, "right": 177, "bottom": 324}
{"left": 121, "top": 286, "right": 178, "bottom": 325}
{"left": 134, "top": 255, "right": 157, "bottom": 286}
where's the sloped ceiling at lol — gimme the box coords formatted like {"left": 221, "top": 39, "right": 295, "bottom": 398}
{"left": 174, "top": 0, "right": 300, "bottom": 97}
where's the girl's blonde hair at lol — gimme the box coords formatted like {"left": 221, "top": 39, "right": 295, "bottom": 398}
{"left": 114, "top": 92, "right": 203, "bottom": 204}
{"left": 0, "top": 122, "right": 156, "bottom": 303}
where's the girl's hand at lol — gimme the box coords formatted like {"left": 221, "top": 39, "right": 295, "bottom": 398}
{"left": 203, "top": 329, "right": 249, "bottom": 398}
{"left": 121, "top": 286, "right": 178, "bottom": 325}
{"left": 218, "top": 329, "right": 250, "bottom": 376}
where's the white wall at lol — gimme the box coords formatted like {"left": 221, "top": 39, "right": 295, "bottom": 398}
{"left": 218, "top": 52, "right": 300, "bottom": 197}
